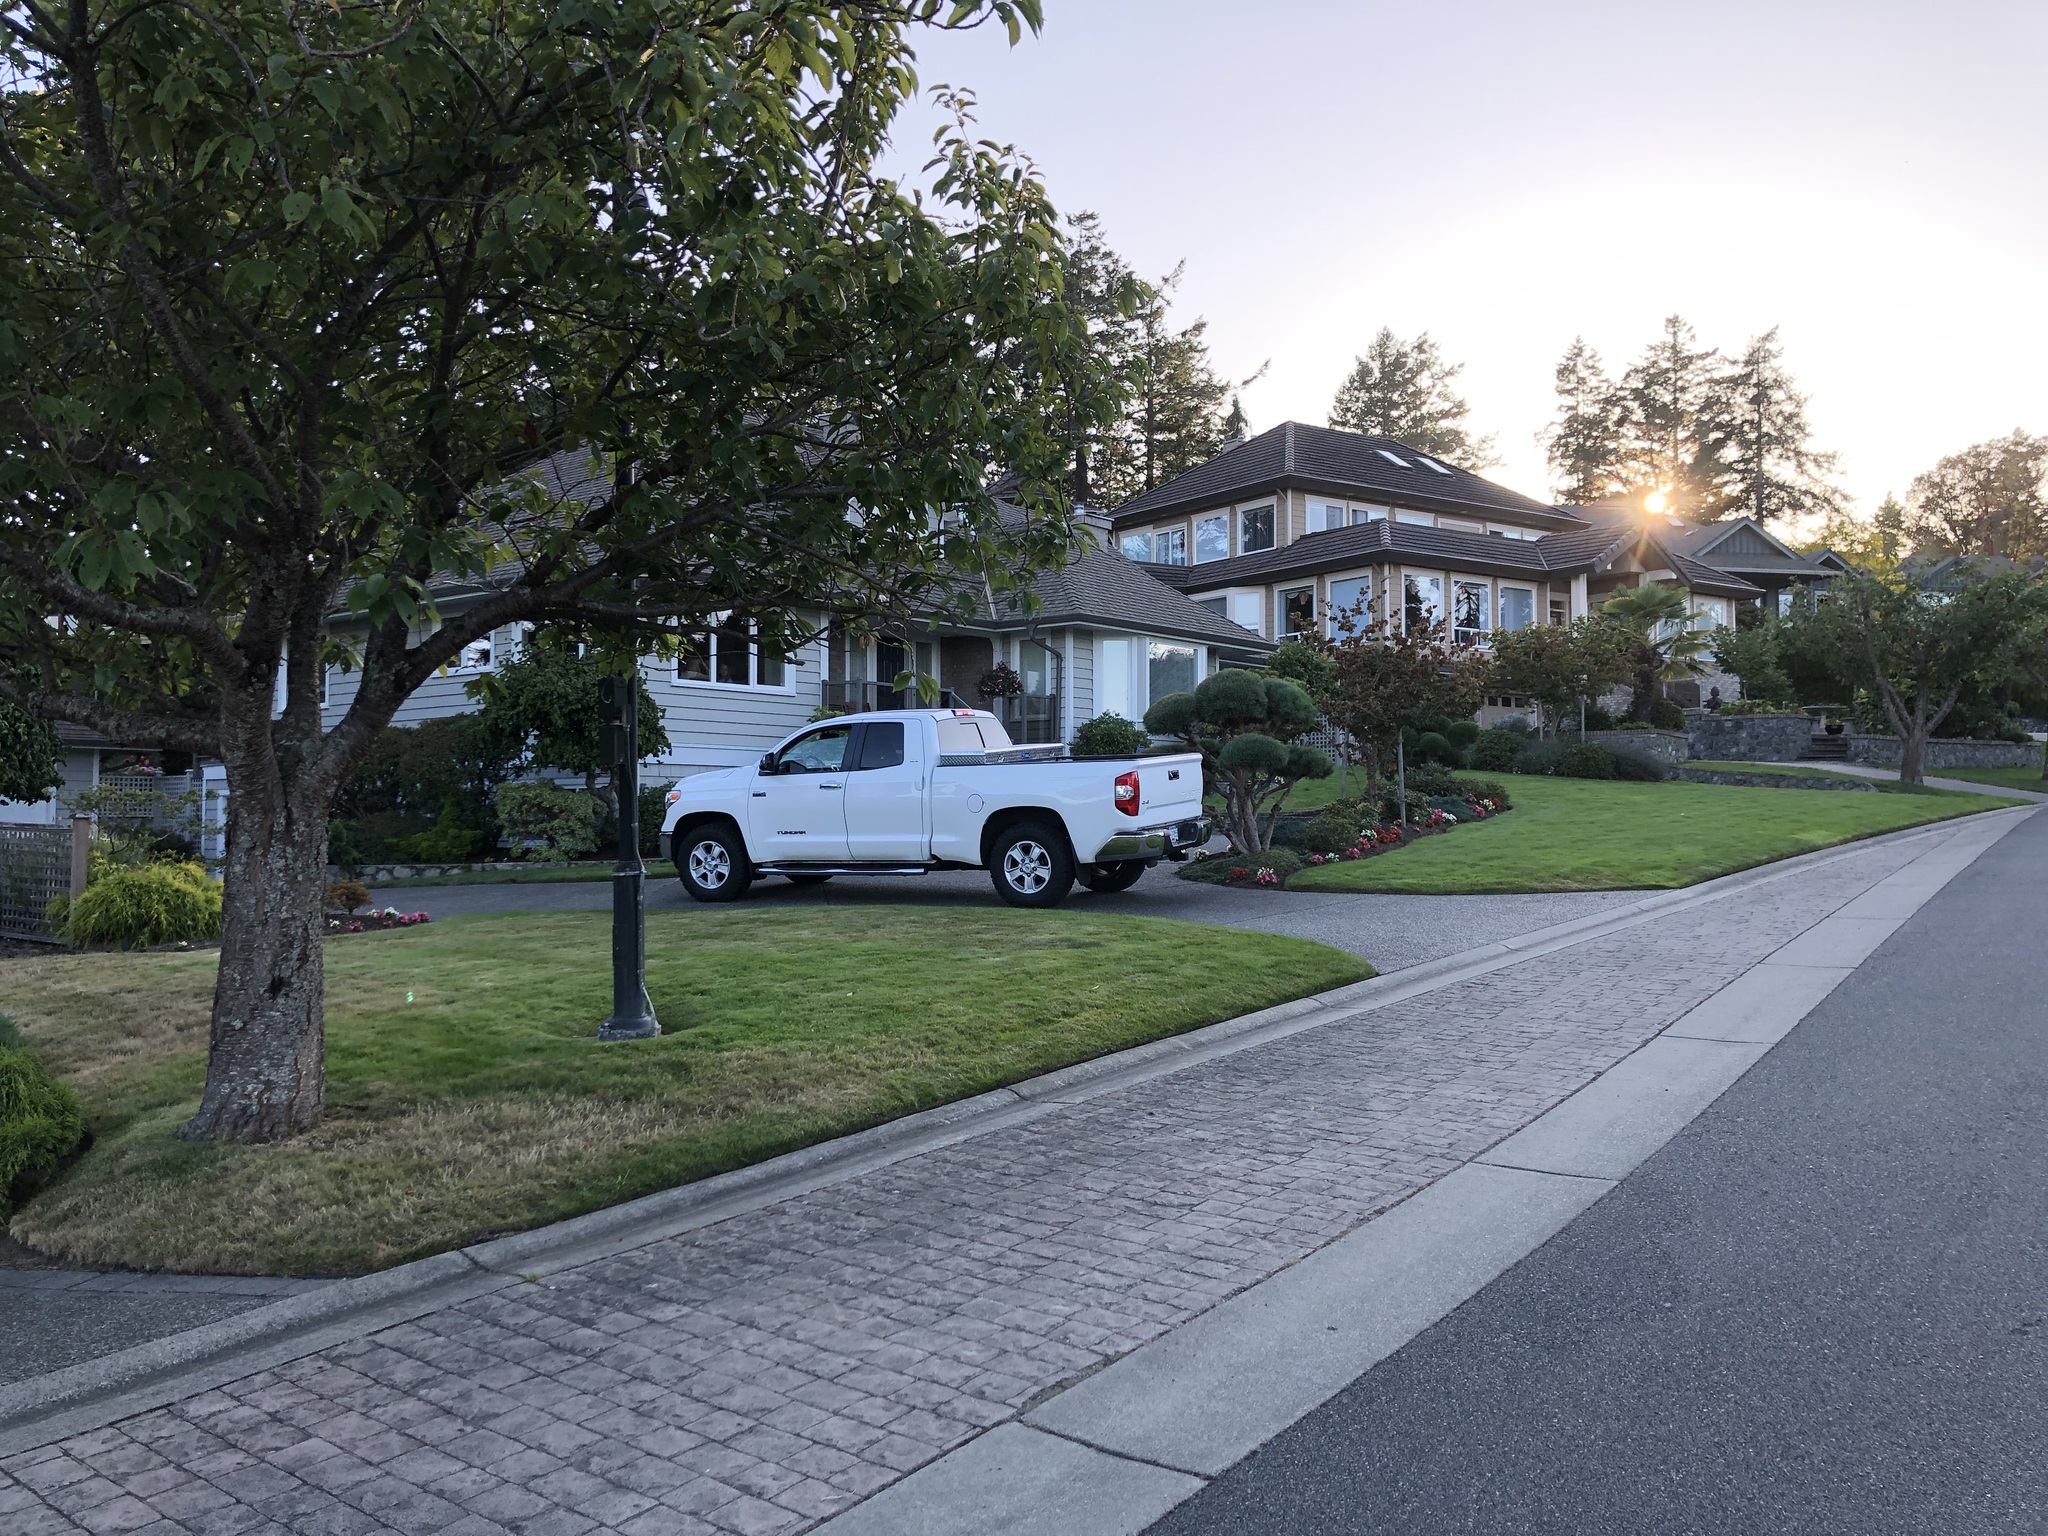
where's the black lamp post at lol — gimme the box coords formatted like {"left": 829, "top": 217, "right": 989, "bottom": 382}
{"left": 597, "top": 673, "right": 661, "bottom": 1041}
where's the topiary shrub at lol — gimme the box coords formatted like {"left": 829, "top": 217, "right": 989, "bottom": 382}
{"left": 1610, "top": 750, "right": 1668, "bottom": 782}
{"left": 1495, "top": 714, "right": 1532, "bottom": 737}
{"left": 1444, "top": 719, "right": 1480, "bottom": 751}
{"left": 496, "top": 782, "right": 603, "bottom": 863}
{"left": 0, "top": 1043, "right": 84, "bottom": 1218}
{"left": 1416, "top": 731, "right": 1456, "bottom": 765}
{"left": 325, "top": 879, "right": 372, "bottom": 914}
{"left": 1279, "top": 806, "right": 1366, "bottom": 855}
{"left": 1557, "top": 743, "right": 1618, "bottom": 779}
{"left": 1469, "top": 728, "right": 1522, "bottom": 772}
{"left": 66, "top": 862, "right": 223, "bottom": 948}
{"left": 1072, "top": 713, "right": 1149, "bottom": 756}
{"left": 1649, "top": 696, "right": 1686, "bottom": 730}
{"left": 1510, "top": 742, "right": 1563, "bottom": 775}
{"left": 1400, "top": 761, "right": 1463, "bottom": 798}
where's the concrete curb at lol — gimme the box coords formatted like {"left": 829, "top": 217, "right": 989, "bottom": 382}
{"left": 2, "top": 804, "right": 2031, "bottom": 1454}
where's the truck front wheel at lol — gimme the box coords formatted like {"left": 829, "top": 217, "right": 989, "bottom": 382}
{"left": 989, "top": 821, "right": 1075, "bottom": 908}
{"left": 677, "top": 823, "right": 754, "bottom": 903}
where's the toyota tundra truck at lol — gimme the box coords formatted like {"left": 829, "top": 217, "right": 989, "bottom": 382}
{"left": 658, "top": 709, "right": 1209, "bottom": 907}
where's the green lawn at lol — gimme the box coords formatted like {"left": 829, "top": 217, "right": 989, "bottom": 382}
{"left": 0, "top": 909, "right": 1365, "bottom": 1276}
{"left": 1912, "top": 764, "right": 2048, "bottom": 793}
{"left": 1287, "top": 773, "right": 2018, "bottom": 895}
{"left": 1683, "top": 762, "right": 1992, "bottom": 797}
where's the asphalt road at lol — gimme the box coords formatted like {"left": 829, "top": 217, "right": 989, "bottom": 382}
{"left": 1149, "top": 809, "right": 2048, "bottom": 1535}
{"left": 383, "top": 860, "right": 1638, "bottom": 974}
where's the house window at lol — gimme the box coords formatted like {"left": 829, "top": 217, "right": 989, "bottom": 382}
{"left": 1452, "top": 581, "right": 1490, "bottom": 645}
{"left": 1693, "top": 598, "right": 1729, "bottom": 629}
{"left": 456, "top": 633, "right": 494, "bottom": 672}
{"left": 1197, "top": 595, "right": 1227, "bottom": 617}
{"left": 677, "top": 615, "right": 787, "bottom": 689}
{"left": 1499, "top": 586, "right": 1536, "bottom": 633}
{"left": 1155, "top": 527, "right": 1187, "bottom": 565}
{"left": 1239, "top": 505, "right": 1275, "bottom": 553}
{"left": 1120, "top": 530, "right": 1154, "bottom": 562}
{"left": 1307, "top": 499, "right": 1346, "bottom": 534}
{"left": 1438, "top": 517, "right": 1484, "bottom": 535}
{"left": 1327, "top": 576, "right": 1373, "bottom": 634}
{"left": 1403, "top": 573, "right": 1444, "bottom": 634}
{"left": 1148, "top": 641, "right": 1197, "bottom": 701}
{"left": 1395, "top": 510, "right": 1434, "bottom": 526}
{"left": 1229, "top": 592, "right": 1264, "bottom": 635}
{"left": 1351, "top": 505, "right": 1388, "bottom": 524}
{"left": 1279, "top": 587, "right": 1315, "bottom": 638}
{"left": 1549, "top": 598, "right": 1568, "bottom": 626}
{"left": 1098, "top": 636, "right": 1139, "bottom": 720}
{"left": 1195, "top": 514, "right": 1230, "bottom": 563}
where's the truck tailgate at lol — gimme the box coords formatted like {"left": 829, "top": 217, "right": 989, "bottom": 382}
{"left": 1134, "top": 755, "right": 1204, "bottom": 823}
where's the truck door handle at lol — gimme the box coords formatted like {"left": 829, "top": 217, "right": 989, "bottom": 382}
{"left": 819, "top": 782, "right": 842, "bottom": 790}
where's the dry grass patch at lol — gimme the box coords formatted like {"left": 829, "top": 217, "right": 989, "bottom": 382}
{"left": 1, "top": 907, "right": 1366, "bottom": 1275}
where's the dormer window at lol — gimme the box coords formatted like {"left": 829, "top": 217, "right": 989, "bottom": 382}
{"left": 1119, "top": 530, "right": 1154, "bottom": 562}
{"left": 1155, "top": 527, "right": 1187, "bottom": 565}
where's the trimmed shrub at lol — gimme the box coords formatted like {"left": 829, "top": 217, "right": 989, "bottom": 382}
{"left": 0, "top": 1044, "right": 84, "bottom": 1217}
{"left": 1415, "top": 731, "right": 1455, "bottom": 765}
{"left": 1649, "top": 696, "right": 1686, "bottom": 730}
{"left": 1444, "top": 720, "right": 1480, "bottom": 751}
{"left": 1610, "top": 750, "right": 1668, "bottom": 782}
{"left": 639, "top": 782, "right": 675, "bottom": 858}
{"left": 1400, "top": 761, "right": 1463, "bottom": 798}
{"left": 1557, "top": 743, "right": 1618, "bottom": 780}
{"left": 1279, "top": 807, "right": 1366, "bottom": 856}
{"left": 325, "top": 880, "right": 372, "bottom": 913}
{"left": 1469, "top": 728, "right": 1522, "bottom": 773}
{"left": 1510, "top": 742, "right": 1563, "bottom": 775}
{"left": 1495, "top": 714, "right": 1532, "bottom": 736}
{"left": 1072, "top": 713, "right": 1150, "bottom": 756}
{"left": 326, "top": 817, "right": 367, "bottom": 875}
{"left": 394, "top": 819, "right": 485, "bottom": 862}
{"left": 1583, "top": 705, "right": 1617, "bottom": 732}
{"left": 66, "top": 862, "right": 222, "bottom": 948}
{"left": 495, "top": 782, "right": 603, "bottom": 863}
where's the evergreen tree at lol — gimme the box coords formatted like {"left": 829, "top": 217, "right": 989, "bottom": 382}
{"left": 1327, "top": 328, "right": 1497, "bottom": 465}
{"left": 1901, "top": 432, "right": 2048, "bottom": 561}
{"left": 1056, "top": 213, "right": 1149, "bottom": 508}
{"left": 1696, "top": 329, "right": 1844, "bottom": 523}
{"left": 1874, "top": 495, "right": 1908, "bottom": 564}
{"left": 1620, "top": 315, "right": 1721, "bottom": 516}
{"left": 1221, "top": 395, "right": 1250, "bottom": 441}
{"left": 1085, "top": 260, "right": 1239, "bottom": 505}
{"left": 1541, "top": 337, "right": 1628, "bottom": 504}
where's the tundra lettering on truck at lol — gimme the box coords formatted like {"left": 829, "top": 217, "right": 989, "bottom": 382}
{"left": 661, "top": 709, "right": 1210, "bottom": 909}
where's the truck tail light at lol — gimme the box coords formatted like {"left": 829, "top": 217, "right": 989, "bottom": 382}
{"left": 1114, "top": 770, "right": 1140, "bottom": 817}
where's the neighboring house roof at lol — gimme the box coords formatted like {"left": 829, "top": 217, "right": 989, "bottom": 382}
{"left": 1109, "top": 421, "right": 1577, "bottom": 528}
{"left": 1571, "top": 506, "right": 1833, "bottom": 589}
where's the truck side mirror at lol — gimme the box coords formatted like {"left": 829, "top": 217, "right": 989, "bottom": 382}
{"left": 758, "top": 753, "right": 777, "bottom": 775}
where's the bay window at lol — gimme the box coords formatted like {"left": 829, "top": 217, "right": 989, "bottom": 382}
{"left": 1403, "top": 573, "right": 1444, "bottom": 634}
{"left": 1499, "top": 585, "right": 1536, "bottom": 633}
{"left": 1279, "top": 587, "right": 1315, "bottom": 638}
{"left": 678, "top": 615, "right": 787, "bottom": 688}
{"left": 1307, "top": 499, "right": 1346, "bottom": 533}
{"left": 1452, "top": 580, "right": 1490, "bottom": 645}
{"left": 1327, "top": 576, "right": 1373, "bottom": 634}
{"left": 1148, "top": 641, "right": 1197, "bottom": 701}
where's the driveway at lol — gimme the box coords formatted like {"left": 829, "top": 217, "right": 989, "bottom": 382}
{"left": 380, "top": 860, "right": 1640, "bottom": 974}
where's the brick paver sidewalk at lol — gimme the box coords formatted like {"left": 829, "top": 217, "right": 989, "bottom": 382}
{"left": 1, "top": 832, "right": 1945, "bottom": 1536}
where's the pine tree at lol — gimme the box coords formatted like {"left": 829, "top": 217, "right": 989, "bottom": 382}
{"left": 1540, "top": 337, "right": 1628, "bottom": 504}
{"left": 1056, "top": 213, "right": 1148, "bottom": 508}
{"left": 1901, "top": 432, "right": 2048, "bottom": 561}
{"left": 1221, "top": 395, "right": 1249, "bottom": 441}
{"left": 1086, "top": 261, "right": 1237, "bottom": 505}
{"left": 1620, "top": 315, "right": 1721, "bottom": 517}
{"left": 1327, "top": 328, "right": 1497, "bottom": 465}
{"left": 1695, "top": 329, "right": 1844, "bottom": 523}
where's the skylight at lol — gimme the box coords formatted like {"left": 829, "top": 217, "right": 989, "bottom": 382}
{"left": 1376, "top": 449, "right": 1409, "bottom": 467}
{"left": 1416, "top": 456, "right": 1453, "bottom": 475}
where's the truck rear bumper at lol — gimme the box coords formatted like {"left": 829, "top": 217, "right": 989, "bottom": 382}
{"left": 1091, "top": 817, "right": 1210, "bottom": 863}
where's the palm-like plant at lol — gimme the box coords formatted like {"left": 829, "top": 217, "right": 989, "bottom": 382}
{"left": 1600, "top": 583, "right": 1715, "bottom": 721}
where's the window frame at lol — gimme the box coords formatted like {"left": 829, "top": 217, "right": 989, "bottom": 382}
{"left": 1403, "top": 571, "right": 1445, "bottom": 634}
{"left": 1278, "top": 586, "right": 1316, "bottom": 639}
{"left": 1154, "top": 526, "right": 1187, "bottom": 566}
{"left": 1498, "top": 584, "right": 1537, "bottom": 633}
{"left": 1119, "top": 529, "right": 1155, "bottom": 562}
{"left": 1194, "top": 514, "right": 1230, "bottom": 563}
{"left": 1326, "top": 573, "right": 1374, "bottom": 636}
{"left": 1238, "top": 503, "right": 1276, "bottom": 554}
{"left": 675, "top": 613, "right": 794, "bottom": 692}
{"left": 1452, "top": 579, "right": 1491, "bottom": 645}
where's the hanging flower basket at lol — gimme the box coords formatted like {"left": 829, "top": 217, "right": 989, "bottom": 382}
{"left": 977, "top": 662, "right": 1024, "bottom": 700}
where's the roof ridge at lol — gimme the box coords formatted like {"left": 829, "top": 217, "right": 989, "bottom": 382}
{"left": 1283, "top": 420, "right": 1296, "bottom": 474}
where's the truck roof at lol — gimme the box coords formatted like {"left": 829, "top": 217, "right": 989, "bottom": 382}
{"left": 825, "top": 708, "right": 1002, "bottom": 725}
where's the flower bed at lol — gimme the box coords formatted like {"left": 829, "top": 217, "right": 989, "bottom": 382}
{"left": 324, "top": 907, "right": 432, "bottom": 935}
{"left": 1182, "top": 791, "right": 1510, "bottom": 889}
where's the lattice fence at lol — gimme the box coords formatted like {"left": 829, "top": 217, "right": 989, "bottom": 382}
{"left": 0, "top": 824, "right": 71, "bottom": 940}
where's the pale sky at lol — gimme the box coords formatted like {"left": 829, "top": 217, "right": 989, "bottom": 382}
{"left": 895, "top": 1, "right": 2048, "bottom": 524}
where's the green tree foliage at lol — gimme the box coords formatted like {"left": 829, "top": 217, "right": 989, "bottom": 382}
{"left": 1711, "top": 621, "right": 1797, "bottom": 708}
{"left": 1696, "top": 329, "right": 1845, "bottom": 523}
{"left": 469, "top": 638, "right": 669, "bottom": 819}
{"left": 1327, "top": 328, "right": 1496, "bottom": 465}
{"left": 1055, "top": 212, "right": 1149, "bottom": 508}
{"left": 1797, "top": 563, "right": 2035, "bottom": 783}
{"left": 494, "top": 782, "right": 605, "bottom": 864}
{"left": 1541, "top": 337, "right": 1628, "bottom": 505}
{"left": 1901, "top": 432, "right": 2048, "bottom": 561}
{"left": 1144, "top": 671, "right": 1330, "bottom": 853}
{"left": 1070, "top": 713, "right": 1148, "bottom": 756}
{"left": 0, "top": 0, "right": 1113, "bottom": 1142}
{"left": 0, "top": 700, "right": 64, "bottom": 806}
{"left": 1317, "top": 620, "right": 1488, "bottom": 802}
{"left": 1619, "top": 316, "right": 1723, "bottom": 516}
{"left": 331, "top": 714, "right": 516, "bottom": 856}
{"left": 1265, "top": 639, "right": 1337, "bottom": 702}
{"left": 1486, "top": 619, "right": 1631, "bottom": 740}
{"left": 1599, "top": 583, "right": 1716, "bottom": 721}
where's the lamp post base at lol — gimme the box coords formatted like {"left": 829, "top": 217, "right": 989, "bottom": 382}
{"left": 598, "top": 1010, "right": 663, "bottom": 1042}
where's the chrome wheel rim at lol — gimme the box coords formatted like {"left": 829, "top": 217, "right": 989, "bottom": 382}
{"left": 1003, "top": 840, "right": 1052, "bottom": 894}
{"left": 689, "top": 840, "right": 732, "bottom": 889}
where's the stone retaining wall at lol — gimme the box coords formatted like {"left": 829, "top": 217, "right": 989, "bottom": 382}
{"left": 1671, "top": 767, "right": 1875, "bottom": 792}
{"left": 1845, "top": 737, "right": 2044, "bottom": 770}
{"left": 1584, "top": 728, "right": 1690, "bottom": 766}
{"left": 1684, "top": 710, "right": 1814, "bottom": 763}
{"left": 328, "top": 859, "right": 613, "bottom": 884}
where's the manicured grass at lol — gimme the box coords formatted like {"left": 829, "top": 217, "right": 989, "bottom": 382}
{"left": 370, "top": 862, "right": 617, "bottom": 888}
{"left": 1287, "top": 773, "right": 2018, "bottom": 895}
{"left": 1684, "top": 762, "right": 1990, "bottom": 798}
{"left": 0, "top": 909, "right": 1366, "bottom": 1276}
{"left": 1913, "top": 765, "right": 2048, "bottom": 793}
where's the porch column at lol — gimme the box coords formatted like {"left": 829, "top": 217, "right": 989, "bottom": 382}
{"left": 1570, "top": 573, "right": 1589, "bottom": 622}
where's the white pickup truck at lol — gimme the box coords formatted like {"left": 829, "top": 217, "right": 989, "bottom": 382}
{"left": 658, "top": 708, "right": 1210, "bottom": 907}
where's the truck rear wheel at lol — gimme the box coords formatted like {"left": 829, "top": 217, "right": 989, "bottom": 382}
{"left": 1079, "top": 860, "right": 1146, "bottom": 894}
{"left": 989, "top": 821, "right": 1075, "bottom": 908}
{"left": 677, "top": 823, "right": 754, "bottom": 903}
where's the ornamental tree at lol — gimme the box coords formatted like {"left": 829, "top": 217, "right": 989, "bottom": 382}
{"left": 1144, "top": 670, "right": 1330, "bottom": 853}
{"left": 1318, "top": 619, "right": 1488, "bottom": 801}
{"left": 468, "top": 638, "right": 670, "bottom": 823}
{"left": 1800, "top": 564, "right": 2035, "bottom": 784}
{"left": 1598, "top": 582, "right": 1715, "bottom": 721}
{"left": 0, "top": 0, "right": 1115, "bottom": 1142}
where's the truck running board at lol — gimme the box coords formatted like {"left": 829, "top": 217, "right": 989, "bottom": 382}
{"left": 755, "top": 865, "right": 930, "bottom": 877}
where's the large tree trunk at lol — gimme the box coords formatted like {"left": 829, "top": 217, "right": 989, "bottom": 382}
{"left": 179, "top": 747, "right": 330, "bottom": 1143}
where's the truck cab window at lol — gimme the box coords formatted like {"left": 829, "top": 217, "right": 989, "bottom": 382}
{"left": 936, "top": 719, "right": 986, "bottom": 754}
{"left": 776, "top": 724, "right": 851, "bottom": 773}
{"left": 854, "top": 722, "right": 906, "bottom": 769}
